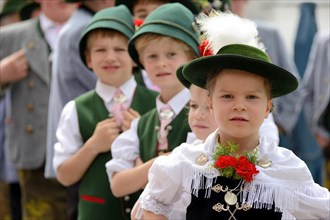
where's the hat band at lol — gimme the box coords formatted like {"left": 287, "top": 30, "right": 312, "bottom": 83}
{"left": 87, "top": 18, "right": 135, "bottom": 35}
{"left": 218, "top": 44, "right": 271, "bottom": 63}
{"left": 141, "top": 20, "right": 199, "bottom": 44}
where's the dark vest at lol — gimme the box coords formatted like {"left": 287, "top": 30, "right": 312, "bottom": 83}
{"left": 133, "top": 68, "right": 146, "bottom": 88}
{"left": 137, "top": 105, "right": 191, "bottom": 162}
{"left": 186, "top": 176, "right": 282, "bottom": 220}
{"left": 75, "top": 87, "right": 157, "bottom": 220}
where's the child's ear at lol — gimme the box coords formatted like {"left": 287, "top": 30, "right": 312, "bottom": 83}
{"left": 207, "top": 95, "right": 213, "bottom": 110}
{"left": 265, "top": 99, "right": 273, "bottom": 118}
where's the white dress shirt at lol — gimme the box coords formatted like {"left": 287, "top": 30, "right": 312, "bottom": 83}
{"left": 105, "top": 88, "right": 191, "bottom": 181}
{"left": 53, "top": 77, "right": 137, "bottom": 173}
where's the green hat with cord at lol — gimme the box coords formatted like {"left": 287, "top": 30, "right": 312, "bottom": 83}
{"left": 115, "top": 0, "right": 200, "bottom": 15}
{"left": 183, "top": 44, "right": 298, "bottom": 98}
{"left": 182, "top": 10, "right": 298, "bottom": 98}
{"left": 128, "top": 2, "right": 200, "bottom": 68}
{"left": 79, "top": 5, "right": 135, "bottom": 65}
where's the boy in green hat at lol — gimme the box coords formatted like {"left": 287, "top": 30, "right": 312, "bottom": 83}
{"left": 137, "top": 11, "right": 330, "bottom": 220}
{"left": 53, "top": 5, "right": 158, "bottom": 220}
{"left": 106, "top": 2, "right": 200, "bottom": 198}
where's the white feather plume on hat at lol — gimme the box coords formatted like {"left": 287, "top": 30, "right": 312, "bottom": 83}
{"left": 197, "top": 11, "right": 266, "bottom": 54}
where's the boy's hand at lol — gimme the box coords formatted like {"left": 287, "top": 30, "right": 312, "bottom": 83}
{"left": 87, "top": 118, "right": 121, "bottom": 154}
{"left": 0, "top": 49, "right": 28, "bottom": 85}
{"left": 122, "top": 108, "right": 140, "bottom": 131}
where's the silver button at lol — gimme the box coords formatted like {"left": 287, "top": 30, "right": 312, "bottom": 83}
{"left": 125, "top": 208, "right": 131, "bottom": 213}
{"left": 124, "top": 196, "right": 130, "bottom": 201}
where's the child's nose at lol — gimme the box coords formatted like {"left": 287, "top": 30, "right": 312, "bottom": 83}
{"left": 157, "top": 57, "right": 167, "bottom": 68}
{"left": 232, "top": 102, "right": 246, "bottom": 111}
{"left": 106, "top": 50, "right": 115, "bottom": 60}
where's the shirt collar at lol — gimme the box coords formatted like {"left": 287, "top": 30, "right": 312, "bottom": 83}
{"left": 156, "top": 88, "right": 191, "bottom": 115}
{"left": 39, "top": 13, "right": 62, "bottom": 33}
{"left": 96, "top": 77, "right": 137, "bottom": 104}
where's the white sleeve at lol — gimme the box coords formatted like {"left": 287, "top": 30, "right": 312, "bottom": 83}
{"left": 53, "top": 101, "right": 83, "bottom": 173}
{"left": 260, "top": 113, "right": 279, "bottom": 145}
{"left": 105, "top": 118, "right": 140, "bottom": 182}
{"left": 139, "top": 156, "right": 184, "bottom": 218}
{"left": 289, "top": 186, "right": 330, "bottom": 219}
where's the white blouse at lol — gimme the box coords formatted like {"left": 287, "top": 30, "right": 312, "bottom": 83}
{"left": 138, "top": 130, "right": 330, "bottom": 220}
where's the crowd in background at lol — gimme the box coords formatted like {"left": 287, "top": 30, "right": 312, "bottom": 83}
{"left": 0, "top": 0, "right": 329, "bottom": 220}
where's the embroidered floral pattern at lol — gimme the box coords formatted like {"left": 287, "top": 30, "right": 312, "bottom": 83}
{"left": 212, "top": 141, "right": 259, "bottom": 182}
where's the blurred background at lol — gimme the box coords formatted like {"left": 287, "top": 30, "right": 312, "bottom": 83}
{"left": 244, "top": 0, "right": 329, "bottom": 55}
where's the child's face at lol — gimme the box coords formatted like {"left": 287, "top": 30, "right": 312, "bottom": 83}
{"left": 86, "top": 34, "right": 134, "bottom": 87}
{"left": 208, "top": 69, "right": 272, "bottom": 142}
{"left": 140, "top": 37, "right": 190, "bottom": 94}
{"left": 133, "top": 0, "right": 167, "bottom": 20}
{"left": 189, "top": 85, "right": 218, "bottom": 141}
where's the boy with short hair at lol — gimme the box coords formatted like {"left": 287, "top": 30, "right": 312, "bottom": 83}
{"left": 53, "top": 5, "right": 158, "bottom": 219}
{"left": 138, "top": 11, "right": 330, "bottom": 220}
{"left": 106, "top": 3, "right": 279, "bottom": 200}
{"left": 106, "top": 3, "right": 200, "bottom": 198}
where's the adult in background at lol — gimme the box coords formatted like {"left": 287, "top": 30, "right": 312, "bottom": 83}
{"left": 0, "top": 0, "right": 77, "bottom": 219}
{"left": 302, "top": 29, "right": 330, "bottom": 189}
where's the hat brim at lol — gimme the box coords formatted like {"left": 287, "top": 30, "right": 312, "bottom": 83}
{"left": 79, "top": 21, "right": 133, "bottom": 65}
{"left": 183, "top": 54, "right": 298, "bottom": 98}
{"left": 176, "top": 65, "right": 191, "bottom": 88}
{"left": 128, "top": 23, "right": 199, "bottom": 69}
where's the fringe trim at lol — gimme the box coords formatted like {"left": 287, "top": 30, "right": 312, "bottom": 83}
{"left": 157, "top": 159, "right": 326, "bottom": 217}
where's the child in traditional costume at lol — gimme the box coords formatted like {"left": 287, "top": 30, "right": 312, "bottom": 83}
{"left": 53, "top": 6, "right": 158, "bottom": 219}
{"left": 136, "top": 11, "right": 330, "bottom": 220}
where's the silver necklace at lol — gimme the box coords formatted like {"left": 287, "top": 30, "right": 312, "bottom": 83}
{"left": 212, "top": 180, "right": 251, "bottom": 219}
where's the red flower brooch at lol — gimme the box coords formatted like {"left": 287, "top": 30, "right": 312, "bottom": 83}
{"left": 213, "top": 141, "right": 259, "bottom": 182}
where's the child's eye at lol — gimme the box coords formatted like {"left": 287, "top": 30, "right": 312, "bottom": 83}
{"left": 221, "top": 94, "right": 233, "bottom": 99}
{"left": 167, "top": 52, "right": 176, "bottom": 58}
{"left": 95, "top": 48, "right": 106, "bottom": 52}
{"left": 115, "top": 47, "right": 126, "bottom": 52}
{"left": 246, "top": 95, "right": 258, "bottom": 99}
{"left": 190, "top": 103, "right": 198, "bottom": 109}
{"left": 147, "top": 54, "right": 157, "bottom": 59}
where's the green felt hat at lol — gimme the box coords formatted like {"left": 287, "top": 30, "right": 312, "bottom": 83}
{"left": 79, "top": 5, "right": 135, "bottom": 65}
{"left": 128, "top": 3, "right": 200, "bottom": 68}
{"left": 183, "top": 44, "right": 299, "bottom": 98}
{"left": 176, "top": 65, "right": 191, "bottom": 88}
{"left": 115, "top": 0, "right": 199, "bottom": 15}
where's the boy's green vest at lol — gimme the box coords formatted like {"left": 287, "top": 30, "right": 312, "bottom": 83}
{"left": 133, "top": 68, "right": 146, "bottom": 88}
{"left": 137, "top": 104, "right": 191, "bottom": 162}
{"left": 75, "top": 86, "right": 157, "bottom": 220}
